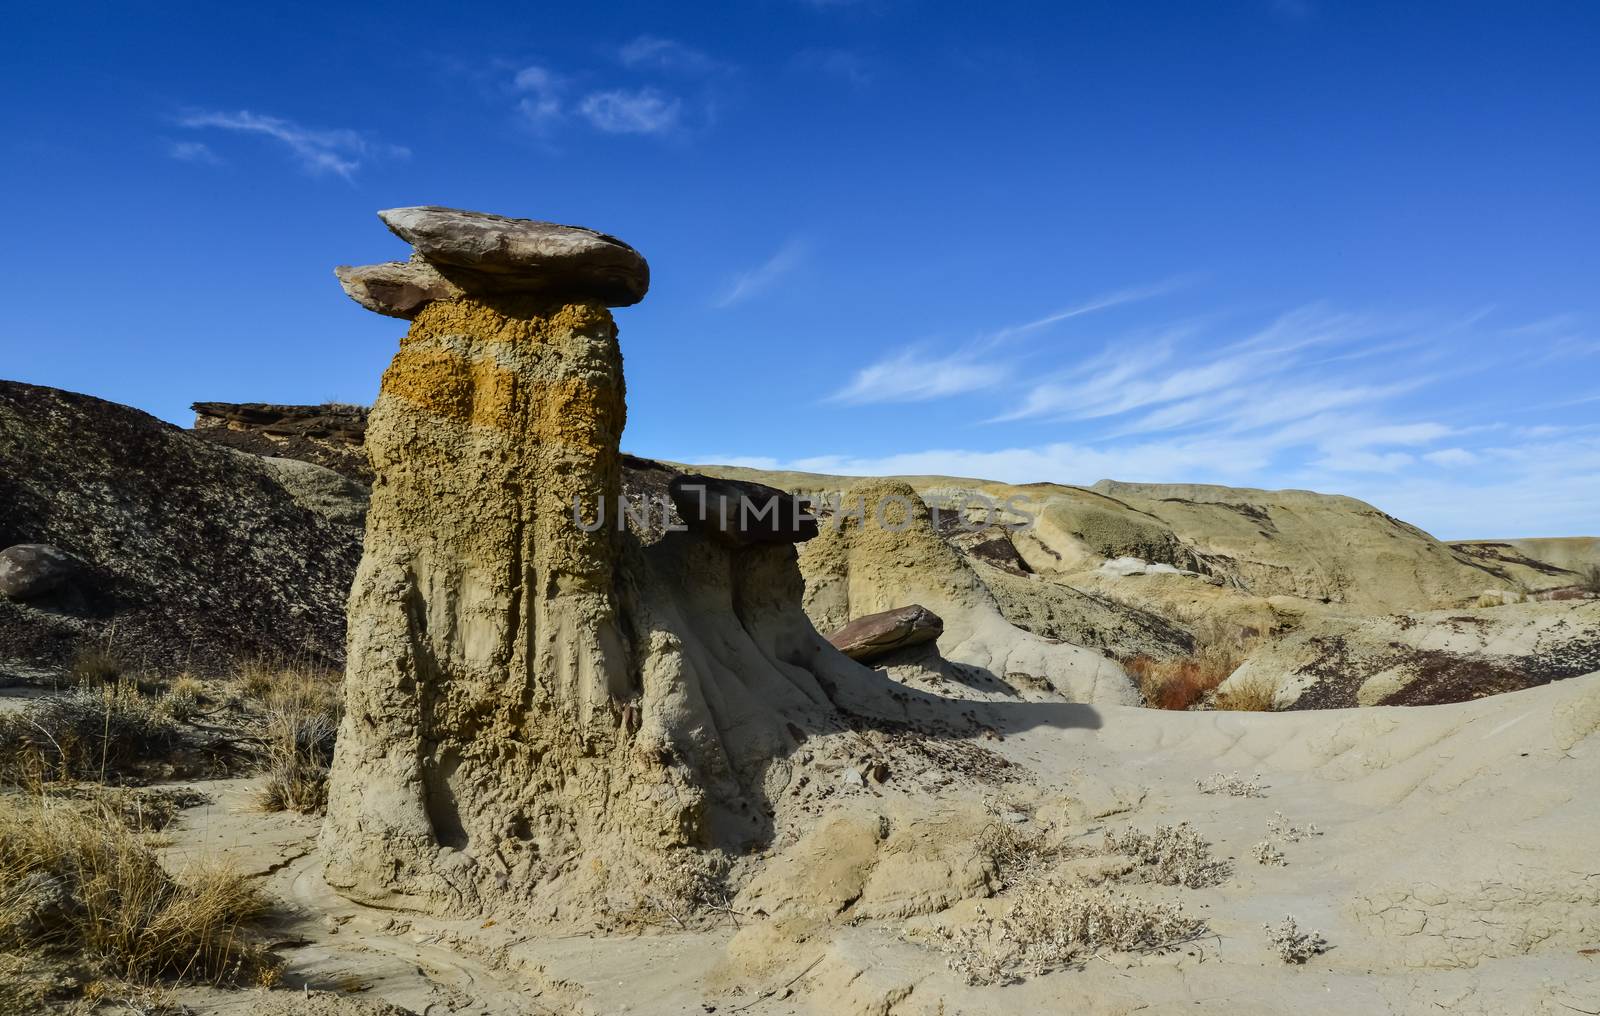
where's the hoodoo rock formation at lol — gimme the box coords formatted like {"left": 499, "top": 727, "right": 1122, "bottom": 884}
{"left": 322, "top": 208, "right": 902, "bottom": 918}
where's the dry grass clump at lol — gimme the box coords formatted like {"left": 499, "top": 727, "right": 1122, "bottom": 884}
{"left": 232, "top": 659, "right": 280, "bottom": 702}
{"left": 0, "top": 796, "right": 271, "bottom": 984}
{"left": 0, "top": 683, "right": 179, "bottom": 785}
{"left": 247, "top": 667, "right": 342, "bottom": 815}
{"left": 1125, "top": 620, "right": 1263, "bottom": 710}
{"left": 158, "top": 674, "right": 206, "bottom": 723}
{"left": 1264, "top": 914, "right": 1328, "bottom": 963}
{"left": 1250, "top": 840, "right": 1287, "bottom": 866}
{"left": 47, "top": 786, "right": 209, "bottom": 834}
{"left": 941, "top": 882, "right": 1204, "bottom": 985}
{"left": 1101, "top": 823, "right": 1230, "bottom": 888}
{"left": 68, "top": 642, "right": 131, "bottom": 687}
{"left": 1213, "top": 674, "right": 1277, "bottom": 711}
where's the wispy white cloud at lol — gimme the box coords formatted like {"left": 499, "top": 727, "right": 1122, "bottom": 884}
{"left": 794, "top": 48, "right": 874, "bottom": 86}
{"left": 578, "top": 88, "right": 683, "bottom": 135}
{"left": 992, "top": 306, "right": 1444, "bottom": 445}
{"left": 177, "top": 110, "right": 407, "bottom": 179}
{"left": 715, "top": 436, "right": 1283, "bottom": 486}
{"left": 711, "top": 299, "right": 1596, "bottom": 538}
{"left": 829, "top": 349, "right": 1012, "bottom": 404}
{"left": 513, "top": 64, "right": 564, "bottom": 128}
{"left": 714, "top": 238, "right": 810, "bottom": 307}
{"left": 509, "top": 44, "right": 721, "bottom": 140}
{"left": 1423, "top": 447, "right": 1478, "bottom": 467}
{"left": 619, "top": 36, "right": 721, "bottom": 74}
{"left": 831, "top": 281, "right": 1182, "bottom": 406}
{"left": 168, "top": 140, "right": 222, "bottom": 165}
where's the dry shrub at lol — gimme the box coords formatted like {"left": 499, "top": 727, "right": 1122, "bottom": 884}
{"left": 247, "top": 666, "right": 342, "bottom": 815}
{"left": 975, "top": 820, "right": 1065, "bottom": 888}
{"left": 1101, "top": 823, "right": 1230, "bottom": 888}
{"left": 1264, "top": 914, "right": 1328, "bottom": 963}
{"left": 1266, "top": 811, "right": 1320, "bottom": 842}
{"left": 69, "top": 642, "right": 129, "bottom": 687}
{"left": 941, "top": 882, "right": 1204, "bottom": 985}
{"left": 0, "top": 683, "right": 179, "bottom": 785}
{"left": 232, "top": 659, "right": 279, "bottom": 702}
{"left": 0, "top": 796, "right": 271, "bottom": 984}
{"left": 1126, "top": 619, "right": 1263, "bottom": 711}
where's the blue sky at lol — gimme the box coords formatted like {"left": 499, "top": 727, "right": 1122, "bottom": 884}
{"left": 2, "top": 1, "right": 1596, "bottom": 539}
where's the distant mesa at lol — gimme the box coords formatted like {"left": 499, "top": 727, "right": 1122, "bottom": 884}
{"left": 334, "top": 205, "right": 649, "bottom": 318}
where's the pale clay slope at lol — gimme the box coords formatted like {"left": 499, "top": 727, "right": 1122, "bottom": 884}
{"left": 165, "top": 671, "right": 1600, "bottom": 1014}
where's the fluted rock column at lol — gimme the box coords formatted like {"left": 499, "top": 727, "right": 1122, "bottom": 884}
{"left": 321, "top": 211, "right": 683, "bottom": 912}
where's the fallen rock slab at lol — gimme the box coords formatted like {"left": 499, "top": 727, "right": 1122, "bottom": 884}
{"left": 826, "top": 604, "right": 943, "bottom": 662}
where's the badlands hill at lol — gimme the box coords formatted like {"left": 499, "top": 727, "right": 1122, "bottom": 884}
{"left": 0, "top": 381, "right": 364, "bottom": 682}
{"left": 690, "top": 464, "right": 1574, "bottom": 613}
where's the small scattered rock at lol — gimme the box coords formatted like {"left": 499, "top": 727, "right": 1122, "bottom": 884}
{"left": 0, "top": 544, "right": 76, "bottom": 600}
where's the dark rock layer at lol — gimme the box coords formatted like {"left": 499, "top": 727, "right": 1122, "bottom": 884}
{"left": 0, "top": 381, "right": 361, "bottom": 679}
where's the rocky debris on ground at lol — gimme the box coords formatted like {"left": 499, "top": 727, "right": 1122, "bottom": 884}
{"left": 333, "top": 206, "right": 649, "bottom": 322}
{"left": 0, "top": 544, "right": 77, "bottom": 601}
{"left": 826, "top": 604, "right": 944, "bottom": 662}
{"left": 192, "top": 401, "right": 372, "bottom": 484}
{"left": 0, "top": 381, "right": 361, "bottom": 679}
{"left": 667, "top": 472, "right": 819, "bottom": 547}
{"left": 1222, "top": 600, "right": 1600, "bottom": 708}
